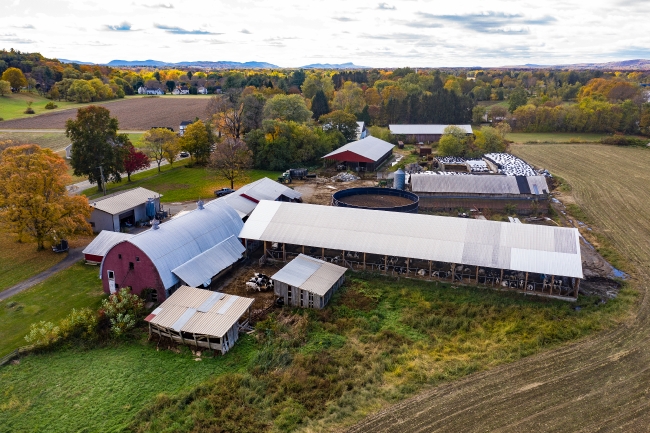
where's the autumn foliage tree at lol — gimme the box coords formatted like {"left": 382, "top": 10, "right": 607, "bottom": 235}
{"left": 180, "top": 120, "right": 211, "bottom": 165}
{"left": 0, "top": 145, "right": 92, "bottom": 250}
{"left": 209, "top": 138, "right": 253, "bottom": 189}
{"left": 142, "top": 128, "right": 178, "bottom": 172}
{"left": 123, "top": 144, "right": 150, "bottom": 181}
{"left": 1, "top": 67, "right": 27, "bottom": 91}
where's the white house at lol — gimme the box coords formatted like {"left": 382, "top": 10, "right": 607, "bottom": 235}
{"left": 64, "top": 144, "right": 72, "bottom": 159}
{"left": 138, "top": 86, "right": 164, "bottom": 95}
{"left": 179, "top": 120, "right": 192, "bottom": 136}
{"left": 197, "top": 86, "right": 208, "bottom": 95}
{"left": 173, "top": 86, "right": 190, "bottom": 95}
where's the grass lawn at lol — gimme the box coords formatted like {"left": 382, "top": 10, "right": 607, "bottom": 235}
{"left": 0, "top": 262, "right": 105, "bottom": 357}
{"left": 508, "top": 132, "right": 608, "bottom": 143}
{"left": 0, "top": 273, "right": 634, "bottom": 432}
{"left": 82, "top": 160, "right": 281, "bottom": 203}
{"left": 0, "top": 236, "right": 66, "bottom": 294}
{"left": 0, "top": 93, "right": 78, "bottom": 121}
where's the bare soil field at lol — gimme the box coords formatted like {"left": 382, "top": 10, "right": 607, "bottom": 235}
{"left": 349, "top": 143, "right": 650, "bottom": 432}
{"left": 0, "top": 97, "right": 210, "bottom": 130}
{"left": 338, "top": 193, "right": 414, "bottom": 208}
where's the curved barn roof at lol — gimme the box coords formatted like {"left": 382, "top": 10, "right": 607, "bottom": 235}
{"left": 125, "top": 200, "right": 244, "bottom": 289}
{"left": 322, "top": 136, "right": 394, "bottom": 163}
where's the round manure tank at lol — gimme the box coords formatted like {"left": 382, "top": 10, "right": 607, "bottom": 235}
{"left": 332, "top": 187, "right": 419, "bottom": 213}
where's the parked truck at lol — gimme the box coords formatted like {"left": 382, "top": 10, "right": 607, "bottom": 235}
{"left": 278, "top": 168, "right": 308, "bottom": 184}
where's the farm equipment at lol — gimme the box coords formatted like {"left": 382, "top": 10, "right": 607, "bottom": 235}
{"left": 52, "top": 239, "right": 69, "bottom": 253}
{"left": 278, "top": 168, "right": 308, "bottom": 184}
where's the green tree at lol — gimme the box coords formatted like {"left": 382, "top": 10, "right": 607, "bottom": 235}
{"left": 319, "top": 110, "right": 359, "bottom": 142}
{"left": 437, "top": 125, "right": 468, "bottom": 157}
{"left": 475, "top": 126, "right": 507, "bottom": 153}
{"left": 0, "top": 80, "right": 11, "bottom": 96}
{"left": 209, "top": 137, "right": 253, "bottom": 189}
{"left": 0, "top": 145, "right": 92, "bottom": 250}
{"left": 142, "top": 128, "right": 178, "bottom": 172}
{"left": 1, "top": 67, "right": 27, "bottom": 91}
{"left": 301, "top": 73, "right": 334, "bottom": 99}
{"left": 311, "top": 90, "right": 330, "bottom": 120}
{"left": 472, "top": 105, "right": 487, "bottom": 124}
{"left": 263, "top": 94, "right": 312, "bottom": 123}
{"left": 65, "top": 106, "right": 128, "bottom": 191}
{"left": 332, "top": 81, "right": 365, "bottom": 114}
{"left": 508, "top": 87, "right": 528, "bottom": 113}
{"left": 165, "top": 80, "right": 175, "bottom": 93}
{"left": 68, "top": 80, "right": 96, "bottom": 103}
{"left": 181, "top": 120, "right": 211, "bottom": 164}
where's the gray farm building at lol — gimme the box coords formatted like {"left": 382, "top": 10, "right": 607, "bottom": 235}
{"left": 271, "top": 254, "right": 347, "bottom": 309}
{"left": 410, "top": 174, "right": 550, "bottom": 215}
{"left": 89, "top": 187, "right": 161, "bottom": 233}
{"left": 145, "top": 285, "right": 254, "bottom": 354}
{"left": 82, "top": 231, "right": 133, "bottom": 264}
{"left": 240, "top": 201, "right": 584, "bottom": 300}
{"left": 322, "top": 136, "right": 394, "bottom": 172}
{"left": 389, "top": 124, "right": 473, "bottom": 143}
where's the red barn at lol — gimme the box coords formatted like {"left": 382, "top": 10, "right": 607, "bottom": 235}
{"left": 101, "top": 200, "right": 244, "bottom": 302}
{"left": 322, "top": 136, "right": 394, "bottom": 172}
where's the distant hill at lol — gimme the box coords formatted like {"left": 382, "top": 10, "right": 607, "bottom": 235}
{"left": 500, "top": 59, "right": 650, "bottom": 70}
{"left": 58, "top": 58, "right": 96, "bottom": 65}
{"left": 105, "top": 59, "right": 279, "bottom": 68}
{"left": 300, "top": 62, "right": 370, "bottom": 69}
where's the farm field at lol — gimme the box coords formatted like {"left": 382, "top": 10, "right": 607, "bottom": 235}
{"left": 350, "top": 143, "right": 650, "bottom": 432}
{"left": 0, "top": 130, "right": 144, "bottom": 153}
{"left": 82, "top": 161, "right": 281, "bottom": 203}
{"left": 0, "top": 93, "right": 78, "bottom": 121}
{"left": 0, "top": 272, "right": 633, "bottom": 432}
{"left": 0, "top": 96, "right": 211, "bottom": 130}
{"left": 0, "top": 236, "right": 66, "bottom": 294}
{"left": 507, "top": 132, "right": 608, "bottom": 143}
{"left": 0, "top": 263, "right": 104, "bottom": 358}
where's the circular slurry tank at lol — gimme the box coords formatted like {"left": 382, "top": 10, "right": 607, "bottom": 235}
{"left": 332, "top": 187, "right": 419, "bottom": 213}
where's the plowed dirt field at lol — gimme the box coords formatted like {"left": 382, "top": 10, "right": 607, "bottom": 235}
{"left": 349, "top": 143, "right": 650, "bottom": 432}
{"left": 0, "top": 97, "right": 210, "bottom": 130}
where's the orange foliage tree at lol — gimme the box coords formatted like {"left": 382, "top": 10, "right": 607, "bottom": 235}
{"left": 0, "top": 145, "right": 92, "bottom": 250}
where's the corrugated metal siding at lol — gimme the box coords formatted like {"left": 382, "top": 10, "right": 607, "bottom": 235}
{"left": 82, "top": 231, "right": 133, "bottom": 256}
{"left": 127, "top": 201, "right": 244, "bottom": 289}
{"left": 171, "top": 235, "right": 245, "bottom": 288}
{"left": 90, "top": 187, "right": 160, "bottom": 215}
{"left": 146, "top": 286, "right": 254, "bottom": 338}
{"left": 411, "top": 175, "right": 521, "bottom": 194}
{"left": 389, "top": 124, "right": 473, "bottom": 135}
{"left": 240, "top": 201, "right": 583, "bottom": 278}
{"left": 323, "top": 136, "right": 394, "bottom": 162}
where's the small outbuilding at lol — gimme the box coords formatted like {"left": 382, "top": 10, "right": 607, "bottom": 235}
{"left": 89, "top": 187, "right": 161, "bottom": 233}
{"left": 322, "top": 136, "right": 394, "bottom": 172}
{"left": 82, "top": 231, "right": 133, "bottom": 264}
{"left": 145, "top": 285, "right": 254, "bottom": 355}
{"left": 271, "top": 254, "right": 346, "bottom": 309}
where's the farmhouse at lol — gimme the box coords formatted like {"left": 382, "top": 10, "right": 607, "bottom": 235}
{"left": 389, "top": 124, "right": 473, "bottom": 143}
{"left": 322, "top": 136, "right": 394, "bottom": 172}
{"left": 220, "top": 177, "right": 302, "bottom": 219}
{"left": 138, "top": 86, "right": 164, "bottom": 95}
{"left": 410, "top": 174, "right": 550, "bottom": 215}
{"left": 179, "top": 120, "right": 192, "bottom": 136}
{"left": 173, "top": 86, "right": 190, "bottom": 95}
{"left": 145, "top": 285, "right": 254, "bottom": 354}
{"left": 88, "top": 187, "right": 161, "bottom": 233}
{"left": 197, "top": 86, "right": 208, "bottom": 94}
{"left": 240, "top": 201, "right": 583, "bottom": 300}
{"left": 356, "top": 121, "right": 368, "bottom": 140}
{"left": 82, "top": 231, "right": 133, "bottom": 264}
{"left": 101, "top": 200, "right": 244, "bottom": 301}
{"left": 271, "top": 254, "right": 346, "bottom": 309}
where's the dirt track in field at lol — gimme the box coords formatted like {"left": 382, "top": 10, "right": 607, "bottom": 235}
{"left": 0, "top": 97, "right": 210, "bottom": 130}
{"left": 349, "top": 144, "right": 650, "bottom": 432}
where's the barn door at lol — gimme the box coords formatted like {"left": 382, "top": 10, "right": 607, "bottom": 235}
{"left": 107, "top": 270, "right": 116, "bottom": 294}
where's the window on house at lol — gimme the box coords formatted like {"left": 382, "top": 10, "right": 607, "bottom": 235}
{"left": 118, "top": 254, "right": 122, "bottom": 259}
{"left": 129, "top": 262, "right": 134, "bottom": 270}
{"left": 136, "top": 256, "right": 140, "bottom": 262}
{"left": 107, "top": 270, "right": 114, "bottom": 279}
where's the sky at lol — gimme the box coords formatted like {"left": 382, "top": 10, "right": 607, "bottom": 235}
{"left": 1, "top": 0, "right": 649, "bottom": 67}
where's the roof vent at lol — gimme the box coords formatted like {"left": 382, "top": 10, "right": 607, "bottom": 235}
{"left": 197, "top": 199, "right": 204, "bottom": 210}
{"left": 152, "top": 219, "right": 160, "bottom": 230}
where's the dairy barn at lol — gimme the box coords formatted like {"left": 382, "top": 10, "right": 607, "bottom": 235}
{"left": 389, "top": 124, "right": 473, "bottom": 144}
{"left": 322, "top": 136, "right": 394, "bottom": 172}
{"left": 239, "top": 201, "right": 583, "bottom": 300}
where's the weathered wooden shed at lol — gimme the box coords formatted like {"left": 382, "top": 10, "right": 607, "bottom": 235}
{"left": 145, "top": 285, "right": 254, "bottom": 355}
{"left": 271, "top": 254, "right": 347, "bottom": 309}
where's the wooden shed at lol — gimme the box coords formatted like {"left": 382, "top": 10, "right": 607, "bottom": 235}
{"left": 271, "top": 254, "right": 347, "bottom": 309}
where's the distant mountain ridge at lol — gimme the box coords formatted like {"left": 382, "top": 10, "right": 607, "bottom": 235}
{"left": 300, "top": 62, "right": 369, "bottom": 69}
{"left": 104, "top": 59, "right": 279, "bottom": 68}
{"left": 500, "top": 59, "right": 650, "bottom": 70}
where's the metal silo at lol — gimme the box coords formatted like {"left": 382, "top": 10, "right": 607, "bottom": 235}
{"left": 394, "top": 168, "right": 406, "bottom": 190}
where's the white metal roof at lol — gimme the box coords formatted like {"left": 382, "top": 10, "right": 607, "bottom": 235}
{"left": 389, "top": 124, "right": 473, "bottom": 135}
{"left": 82, "top": 231, "right": 133, "bottom": 257}
{"left": 240, "top": 201, "right": 583, "bottom": 278}
{"left": 271, "top": 254, "right": 347, "bottom": 296}
{"left": 145, "top": 286, "right": 254, "bottom": 338}
{"left": 322, "top": 136, "right": 394, "bottom": 162}
{"left": 411, "top": 174, "right": 549, "bottom": 195}
{"left": 124, "top": 200, "right": 244, "bottom": 289}
{"left": 217, "top": 177, "right": 302, "bottom": 218}
{"left": 90, "top": 187, "right": 160, "bottom": 215}
{"left": 172, "top": 235, "right": 245, "bottom": 288}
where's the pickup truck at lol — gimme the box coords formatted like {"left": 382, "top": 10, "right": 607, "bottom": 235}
{"left": 214, "top": 187, "right": 235, "bottom": 197}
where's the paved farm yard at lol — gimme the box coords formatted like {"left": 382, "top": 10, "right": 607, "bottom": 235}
{"left": 0, "top": 97, "right": 210, "bottom": 130}
{"left": 350, "top": 143, "right": 650, "bottom": 432}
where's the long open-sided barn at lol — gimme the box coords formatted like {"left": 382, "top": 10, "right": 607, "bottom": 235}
{"left": 322, "top": 136, "right": 394, "bottom": 172}
{"left": 271, "top": 254, "right": 347, "bottom": 309}
{"left": 101, "top": 200, "right": 244, "bottom": 302}
{"left": 220, "top": 177, "right": 302, "bottom": 220}
{"left": 389, "top": 124, "right": 473, "bottom": 143}
{"left": 145, "top": 285, "right": 254, "bottom": 354}
{"left": 240, "top": 201, "right": 583, "bottom": 300}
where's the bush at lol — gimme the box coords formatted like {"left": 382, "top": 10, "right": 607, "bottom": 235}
{"left": 44, "top": 101, "right": 58, "bottom": 109}
{"left": 24, "top": 321, "right": 62, "bottom": 348}
{"left": 59, "top": 308, "right": 99, "bottom": 341}
{"left": 600, "top": 136, "right": 647, "bottom": 147}
{"left": 101, "top": 287, "right": 145, "bottom": 338}
{"left": 24, "top": 107, "right": 35, "bottom": 114}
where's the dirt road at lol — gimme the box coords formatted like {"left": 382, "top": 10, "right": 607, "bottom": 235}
{"left": 349, "top": 144, "right": 650, "bottom": 432}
